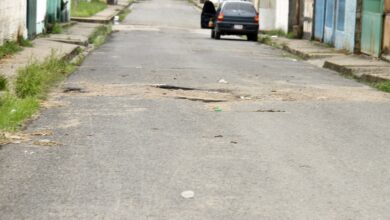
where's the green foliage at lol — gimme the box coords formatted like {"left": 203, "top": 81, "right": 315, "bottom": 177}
{"left": 0, "top": 75, "right": 7, "bottom": 91}
{"left": 18, "top": 38, "right": 33, "bottom": 47}
{"left": 0, "top": 95, "right": 39, "bottom": 131}
{"left": 15, "top": 54, "right": 75, "bottom": 99}
{"left": 51, "top": 23, "right": 64, "bottom": 34}
{"left": 89, "top": 25, "right": 112, "bottom": 47}
{"left": 374, "top": 81, "right": 390, "bottom": 93}
{"left": 71, "top": 0, "right": 107, "bottom": 17}
{"left": 0, "top": 41, "right": 22, "bottom": 60}
{"left": 119, "top": 9, "right": 132, "bottom": 21}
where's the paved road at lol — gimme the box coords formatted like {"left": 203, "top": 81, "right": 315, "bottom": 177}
{"left": 2, "top": 0, "right": 390, "bottom": 219}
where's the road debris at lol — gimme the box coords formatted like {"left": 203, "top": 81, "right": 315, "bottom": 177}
{"left": 214, "top": 135, "right": 223, "bottom": 138}
{"left": 181, "top": 190, "right": 195, "bottom": 199}
{"left": 230, "top": 141, "right": 238, "bottom": 144}
{"left": 30, "top": 129, "right": 54, "bottom": 137}
{"left": 240, "top": 96, "right": 252, "bottom": 100}
{"left": 214, "top": 106, "right": 223, "bottom": 112}
{"left": 255, "top": 109, "right": 285, "bottom": 113}
{"left": 218, "top": 79, "right": 228, "bottom": 84}
{"left": 33, "top": 139, "right": 63, "bottom": 147}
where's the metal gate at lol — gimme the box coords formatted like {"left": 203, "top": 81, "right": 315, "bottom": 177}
{"left": 27, "top": 0, "right": 37, "bottom": 39}
{"left": 314, "top": 0, "right": 326, "bottom": 40}
{"left": 303, "top": 0, "right": 314, "bottom": 39}
{"left": 47, "top": 0, "right": 60, "bottom": 23}
{"left": 324, "top": 0, "right": 336, "bottom": 44}
{"left": 361, "top": 0, "right": 384, "bottom": 56}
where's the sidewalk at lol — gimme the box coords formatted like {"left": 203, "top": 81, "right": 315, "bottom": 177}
{"left": 0, "top": 0, "right": 135, "bottom": 83}
{"left": 0, "top": 21, "right": 105, "bottom": 84}
{"left": 260, "top": 35, "right": 390, "bottom": 82}
{"left": 71, "top": 0, "right": 133, "bottom": 23}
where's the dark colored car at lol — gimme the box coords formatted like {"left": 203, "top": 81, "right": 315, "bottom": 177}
{"left": 201, "top": 1, "right": 259, "bottom": 41}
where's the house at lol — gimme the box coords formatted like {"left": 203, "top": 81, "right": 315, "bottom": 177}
{"left": 313, "top": 0, "right": 359, "bottom": 53}
{"left": 26, "top": 0, "right": 71, "bottom": 39}
{"left": 0, "top": 0, "right": 27, "bottom": 44}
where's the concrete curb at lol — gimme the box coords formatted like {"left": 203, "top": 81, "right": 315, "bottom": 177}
{"left": 71, "top": 1, "right": 135, "bottom": 24}
{"left": 323, "top": 61, "right": 390, "bottom": 82}
{"left": 263, "top": 36, "right": 390, "bottom": 84}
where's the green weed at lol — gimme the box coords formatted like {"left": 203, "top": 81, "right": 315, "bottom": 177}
{"left": 51, "top": 23, "right": 63, "bottom": 34}
{"left": 0, "top": 95, "right": 39, "bottom": 131}
{"left": 0, "top": 75, "right": 7, "bottom": 91}
{"left": 15, "top": 54, "right": 75, "bottom": 99}
{"left": 89, "top": 25, "right": 112, "bottom": 47}
{"left": 374, "top": 81, "right": 390, "bottom": 93}
{"left": 119, "top": 9, "right": 132, "bottom": 21}
{"left": 0, "top": 41, "right": 22, "bottom": 59}
{"left": 71, "top": 0, "right": 107, "bottom": 17}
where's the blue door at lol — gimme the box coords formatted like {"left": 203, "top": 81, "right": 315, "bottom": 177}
{"left": 324, "top": 0, "right": 336, "bottom": 44}
{"left": 314, "top": 0, "right": 326, "bottom": 40}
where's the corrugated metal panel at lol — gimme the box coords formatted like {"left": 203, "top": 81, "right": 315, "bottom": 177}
{"left": 383, "top": 14, "right": 390, "bottom": 54}
{"left": 314, "top": 0, "right": 326, "bottom": 40}
{"left": 361, "top": 0, "right": 384, "bottom": 56}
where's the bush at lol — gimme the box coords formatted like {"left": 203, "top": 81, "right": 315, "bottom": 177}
{"left": 0, "top": 95, "right": 39, "bottom": 131}
{"left": 374, "top": 81, "right": 390, "bottom": 93}
{"left": 0, "top": 75, "right": 7, "bottom": 91}
{"left": 16, "top": 54, "right": 75, "bottom": 98}
{"left": 0, "top": 41, "right": 22, "bottom": 59}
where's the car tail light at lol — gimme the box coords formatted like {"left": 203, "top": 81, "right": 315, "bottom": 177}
{"left": 218, "top": 13, "right": 224, "bottom": 22}
{"left": 255, "top": 14, "right": 259, "bottom": 23}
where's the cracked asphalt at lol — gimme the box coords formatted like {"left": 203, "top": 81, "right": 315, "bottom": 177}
{"left": 1, "top": 0, "right": 390, "bottom": 219}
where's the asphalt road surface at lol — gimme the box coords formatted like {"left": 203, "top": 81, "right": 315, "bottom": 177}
{"left": 1, "top": 0, "right": 390, "bottom": 219}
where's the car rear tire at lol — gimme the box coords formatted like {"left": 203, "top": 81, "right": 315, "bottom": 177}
{"left": 215, "top": 31, "right": 221, "bottom": 40}
{"left": 211, "top": 30, "right": 215, "bottom": 39}
{"left": 247, "top": 34, "right": 258, "bottom": 42}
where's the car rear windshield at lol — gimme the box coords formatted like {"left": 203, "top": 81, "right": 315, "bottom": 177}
{"left": 223, "top": 3, "right": 256, "bottom": 14}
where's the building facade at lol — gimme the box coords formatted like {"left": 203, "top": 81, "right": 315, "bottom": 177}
{"left": 257, "top": 0, "right": 289, "bottom": 33}
{"left": 0, "top": 0, "right": 27, "bottom": 43}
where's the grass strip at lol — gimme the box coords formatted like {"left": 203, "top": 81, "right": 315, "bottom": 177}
{"left": 0, "top": 95, "right": 39, "bottom": 131}
{"left": 374, "top": 81, "right": 390, "bottom": 93}
{"left": 0, "top": 54, "right": 75, "bottom": 131}
{"left": 89, "top": 25, "right": 112, "bottom": 47}
{"left": 0, "top": 41, "right": 22, "bottom": 60}
{"left": 71, "top": 0, "right": 107, "bottom": 17}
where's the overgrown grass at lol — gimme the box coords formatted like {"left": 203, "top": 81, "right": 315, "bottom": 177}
{"left": 16, "top": 54, "right": 75, "bottom": 99}
{"left": 0, "top": 75, "right": 7, "bottom": 91}
{"left": 50, "top": 23, "right": 64, "bottom": 34}
{"left": 0, "top": 95, "right": 39, "bottom": 131}
{"left": 89, "top": 25, "right": 112, "bottom": 47}
{"left": 0, "top": 41, "right": 22, "bottom": 60}
{"left": 374, "top": 81, "right": 390, "bottom": 93}
{"left": 71, "top": 0, "right": 107, "bottom": 17}
{"left": 0, "top": 54, "right": 75, "bottom": 131}
{"left": 18, "top": 38, "right": 33, "bottom": 47}
{"left": 119, "top": 8, "right": 132, "bottom": 21}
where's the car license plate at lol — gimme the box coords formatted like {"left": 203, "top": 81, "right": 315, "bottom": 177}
{"left": 234, "top": 25, "right": 243, "bottom": 30}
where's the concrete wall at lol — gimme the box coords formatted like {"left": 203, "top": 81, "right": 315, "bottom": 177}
{"left": 0, "top": 0, "right": 27, "bottom": 44}
{"left": 275, "top": 0, "right": 289, "bottom": 32}
{"left": 334, "top": 0, "right": 356, "bottom": 52}
{"left": 259, "top": 0, "right": 288, "bottom": 32}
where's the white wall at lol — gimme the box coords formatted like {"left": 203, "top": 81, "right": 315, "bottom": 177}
{"left": 37, "top": 0, "right": 48, "bottom": 34}
{"left": 0, "top": 0, "right": 27, "bottom": 44}
{"left": 259, "top": 0, "right": 276, "bottom": 31}
{"left": 275, "top": 0, "right": 289, "bottom": 33}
